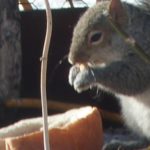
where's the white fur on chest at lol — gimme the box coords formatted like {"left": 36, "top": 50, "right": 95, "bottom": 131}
{"left": 117, "top": 89, "right": 150, "bottom": 139}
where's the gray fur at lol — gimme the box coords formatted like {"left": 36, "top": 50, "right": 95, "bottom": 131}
{"left": 69, "top": 0, "right": 150, "bottom": 95}
{"left": 68, "top": 0, "right": 150, "bottom": 149}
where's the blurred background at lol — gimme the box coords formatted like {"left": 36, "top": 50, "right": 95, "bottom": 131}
{"left": 0, "top": 0, "right": 120, "bottom": 129}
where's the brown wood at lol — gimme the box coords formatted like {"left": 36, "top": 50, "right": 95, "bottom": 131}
{"left": 19, "top": 0, "right": 32, "bottom": 11}
{"left": 5, "top": 98, "right": 123, "bottom": 124}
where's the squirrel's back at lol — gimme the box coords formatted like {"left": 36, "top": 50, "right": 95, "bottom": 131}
{"left": 122, "top": 0, "right": 150, "bottom": 13}
{"left": 121, "top": 0, "right": 150, "bottom": 55}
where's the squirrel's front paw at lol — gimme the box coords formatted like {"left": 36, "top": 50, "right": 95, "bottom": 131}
{"left": 68, "top": 65, "right": 96, "bottom": 93}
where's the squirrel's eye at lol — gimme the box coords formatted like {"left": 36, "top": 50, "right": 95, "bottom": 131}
{"left": 88, "top": 31, "right": 103, "bottom": 45}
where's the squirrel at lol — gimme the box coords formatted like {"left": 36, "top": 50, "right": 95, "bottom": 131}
{"left": 68, "top": 0, "right": 150, "bottom": 149}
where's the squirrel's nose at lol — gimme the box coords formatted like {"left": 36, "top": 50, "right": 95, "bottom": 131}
{"left": 68, "top": 52, "right": 90, "bottom": 65}
{"left": 68, "top": 52, "right": 76, "bottom": 65}
{"left": 68, "top": 56, "right": 73, "bottom": 65}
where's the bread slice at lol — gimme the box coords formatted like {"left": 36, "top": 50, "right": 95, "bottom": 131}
{"left": 0, "top": 106, "right": 103, "bottom": 150}
{"left": 0, "top": 138, "right": 5, "bottom": 150}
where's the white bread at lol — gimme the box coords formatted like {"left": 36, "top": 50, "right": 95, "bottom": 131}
{"left": 0, "top": 106, "right": 103, "bottom": 150}
{"left": 0, "top": 139, "right": 5, "bottom": 150}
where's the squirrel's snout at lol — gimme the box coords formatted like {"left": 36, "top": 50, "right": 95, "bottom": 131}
{"left": 68, "top": 55, "right": 74, "bottom": 65}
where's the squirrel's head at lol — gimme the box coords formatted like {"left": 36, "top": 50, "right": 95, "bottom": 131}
{"left": 68, "top": 0, "right": 128, "bottom": 67}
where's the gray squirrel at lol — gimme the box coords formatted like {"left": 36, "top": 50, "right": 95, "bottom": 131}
{"left": 68, "top": 0, "right": 150, "bottom": 149}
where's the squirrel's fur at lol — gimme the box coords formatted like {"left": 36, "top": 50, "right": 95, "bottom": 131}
{"left": 68, "top": 0, "right": 150, "bottom": 149}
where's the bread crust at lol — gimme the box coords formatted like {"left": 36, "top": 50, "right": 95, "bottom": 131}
{"left": 0, "top": 107, "right": 103, "bottom": 150}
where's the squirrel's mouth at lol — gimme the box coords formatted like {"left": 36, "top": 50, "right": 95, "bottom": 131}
{"left": 86, "top": 59, "right": 107, "bottom": 68}
{"left": 76, "top": 61, "right": 106, "bottom": 72}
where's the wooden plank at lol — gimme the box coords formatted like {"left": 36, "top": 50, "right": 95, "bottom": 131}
{"left": 19, "top": 0, "right": 32, "bottom": 10}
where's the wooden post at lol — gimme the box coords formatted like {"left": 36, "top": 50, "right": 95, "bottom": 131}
{"left": 0, "top": 0, "right": 21, "bottom": 100}
{"left": 19, "top": 0, "right": 32, "bottom": 11}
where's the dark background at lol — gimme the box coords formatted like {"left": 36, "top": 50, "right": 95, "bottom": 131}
{"left": 0, "top": 8, "right": 120, "bottom": 127}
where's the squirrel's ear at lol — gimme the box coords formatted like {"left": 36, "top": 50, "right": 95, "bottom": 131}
{"left": 109, "top": 0, "right": 128, "bottom": 25}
